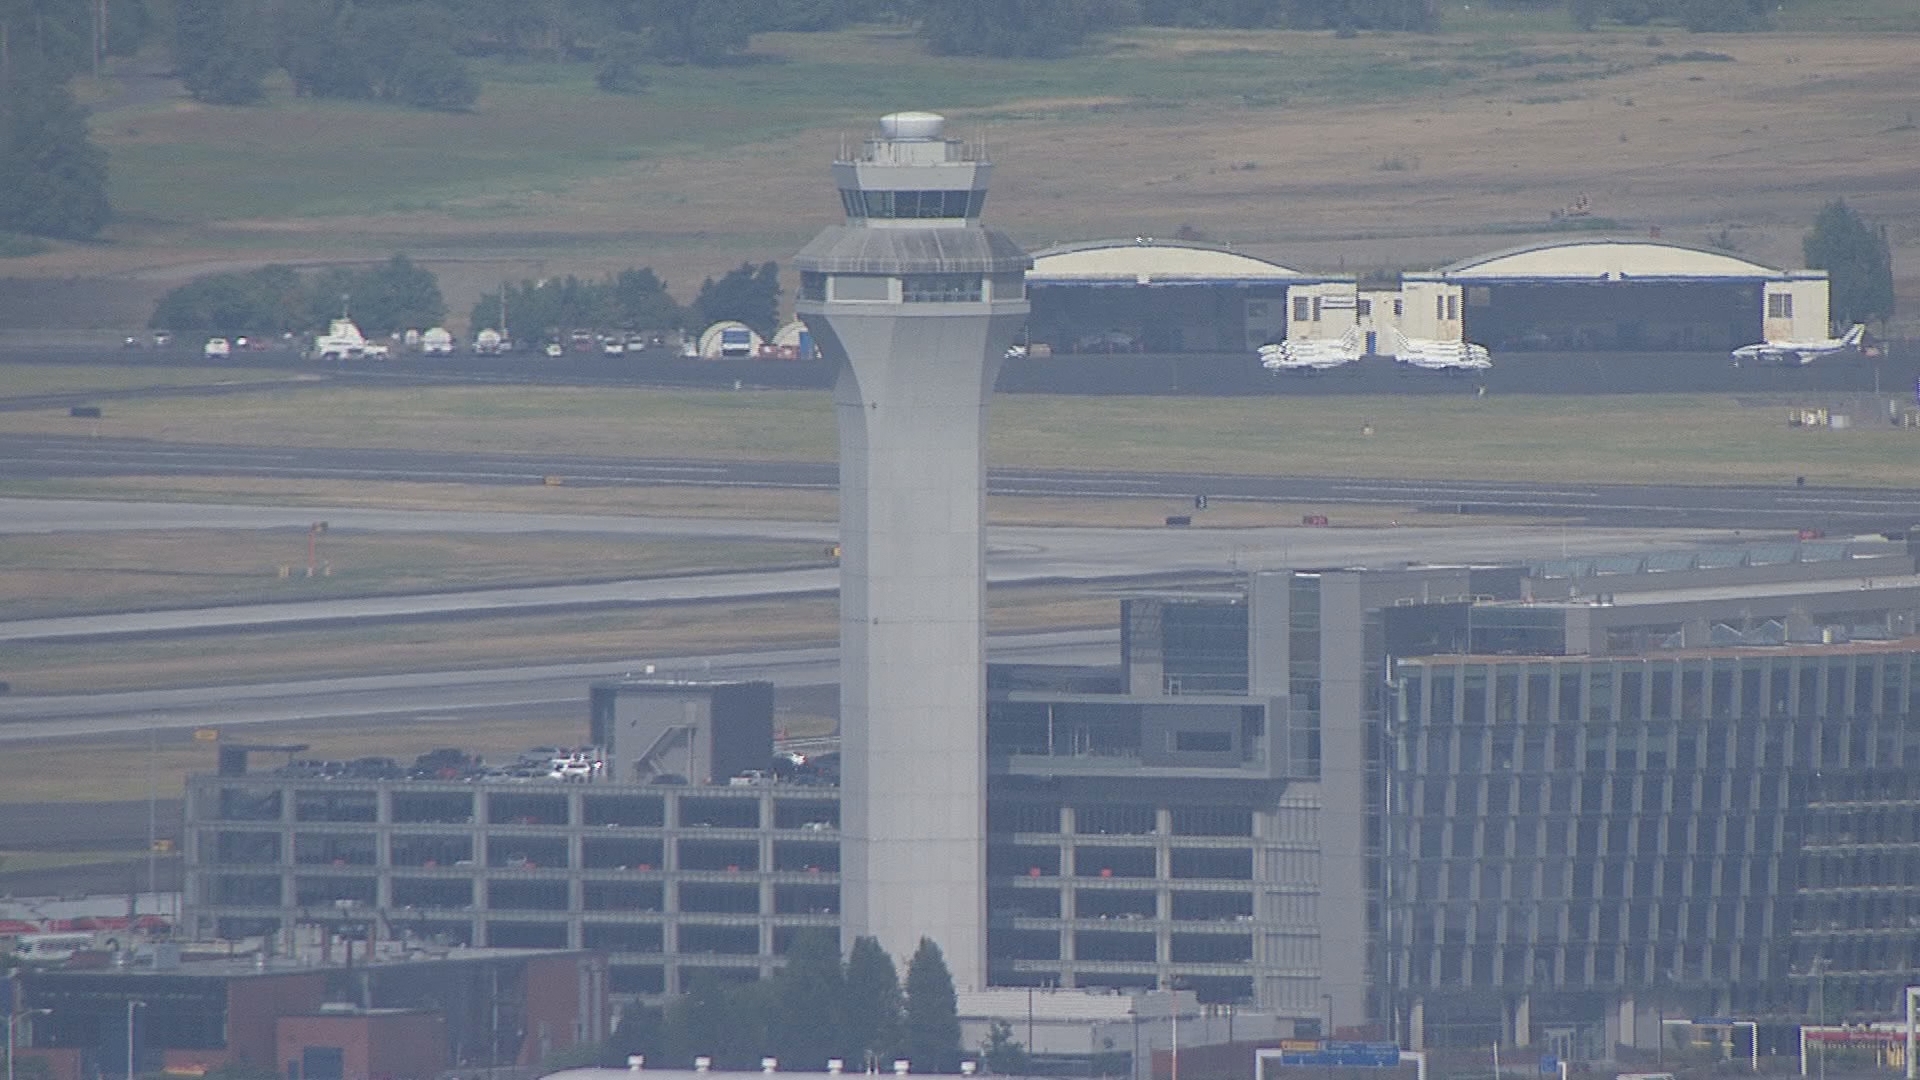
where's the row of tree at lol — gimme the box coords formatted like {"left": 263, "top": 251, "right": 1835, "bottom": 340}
{"left": 599, "top": 934, "right": 981, "bottom": 1074}
{"left": 148, "top": 254, "right": 446, "bottom": 336}
{"left": 468, "top": 261, "right": 782, "bottom": 340}
{"left": 146, "top": 255, "right": 787, "bottom": 340}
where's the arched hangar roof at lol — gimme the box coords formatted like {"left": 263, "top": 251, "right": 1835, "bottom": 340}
{"left": 1028, "top": 239, "right": 1315, "bottom": 286}
{"left": 1434, "top": 239, "right": 1816, "bottom": 283}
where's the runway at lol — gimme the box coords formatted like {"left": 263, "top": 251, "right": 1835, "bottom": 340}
{"left": 4, "top": 433, "right": 1917, "bottom": 530}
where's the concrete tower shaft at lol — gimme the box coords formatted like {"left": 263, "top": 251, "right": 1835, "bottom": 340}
{"left": 793, "top": 112, "right": 1030, "bottom": 989}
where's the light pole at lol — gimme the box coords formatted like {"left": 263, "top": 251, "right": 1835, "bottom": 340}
{"left": 8, "top": 1009, "right": 53, "bottom": 1080}
{"left": 126, "top": 1000, "right": 146, "bottom": 1080}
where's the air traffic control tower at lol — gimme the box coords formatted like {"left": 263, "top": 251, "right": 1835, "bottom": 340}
{"left": 793, "top": 112, "right": 1030, "bottom": 988}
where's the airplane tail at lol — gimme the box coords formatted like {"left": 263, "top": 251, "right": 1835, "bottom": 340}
{"left": 1841, "top": 324, "right": 1866, "bottom": 348}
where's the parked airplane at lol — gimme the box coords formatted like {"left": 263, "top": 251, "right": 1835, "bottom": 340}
{"left": 1259, "top": 326, "right": 1364, "bottom": 373}
{"left": 1730, "top": 324, "right": 1866, "bottom": 367}
{"left": 1392, "top": 330, "right": 1492, "bottom": 372}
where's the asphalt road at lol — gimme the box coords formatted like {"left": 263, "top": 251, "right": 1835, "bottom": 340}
{"left": 9, "top": 341, "right": 1920, "bottom": 396}
{"left": 4, "top": 433, "right": 1917, "bottom": 531}
{"left": 0, "top": 496, "right": 1738, "bottom": 643}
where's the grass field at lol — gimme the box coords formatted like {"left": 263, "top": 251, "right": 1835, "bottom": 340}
{"left": 1, "top": 382, "right": 1915, "bottom": 487}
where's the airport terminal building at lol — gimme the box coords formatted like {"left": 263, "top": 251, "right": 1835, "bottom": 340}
{"left": 180, "top": 534, "right": 1920, "bottom": 1048}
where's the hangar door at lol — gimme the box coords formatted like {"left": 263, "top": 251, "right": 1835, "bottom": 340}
{"left": 1465, "top": 281, "right": 1762, "bottom": 352}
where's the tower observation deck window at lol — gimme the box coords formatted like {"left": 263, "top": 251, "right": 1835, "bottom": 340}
{"left": 903, "top": 274, "right": 983, "bottom": 303}
{"left": 841, "top": 189, "right": 986, "bottom": 220}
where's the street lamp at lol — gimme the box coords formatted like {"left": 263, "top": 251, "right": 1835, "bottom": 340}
{"left": 7, "top": 1009, "right": 53, "bottom": 1080}
{"left": 126, "top": 1000, "right": 146, "bottom": 1080}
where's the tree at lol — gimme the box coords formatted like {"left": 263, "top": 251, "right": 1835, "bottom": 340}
{"left": 605, "top": 1002, "right": 667, "bottom": 1067}
{"left": 980, "top": 1020, "right": 1029, "bottom": 1076}
{"left": 1678, "top": 0, "right": 1766, "bottom": 30}
{"left": 1803, "top": 199, "right": 1894, "bottom": 330}
{"left": 844, "top": 936, "right": 905, "bottom": 1072}
{"left": 769, "top": 930, "right": 847, "bottom": 1069}
{"left": 619, "top": 0, "right": 757, "bottom": 65}
{"left": 692, "top": 261, "right": 780, "bottom": 338}
{"left": 916, "top": 0, "right": 1129, "bottom": 58}
{"left": 352, "top": 254, "right": 447, "bottom": 334}
{"left": 0, "top": 74, "right": 110, "bottom": 238}
{"left": 1280, "top": 0, "right": 1439, "bottom": 30}
{"left": 174, "top": 0, "right": 272, "bottom": 104}
{"left": 608, "top": 267, "right": 683, "bottom": 330}
{"left": 391, "top": 40, "right": 478, "bottom": 110}
{"left": 595, "top": 32, "right": 651, "bottom": 93}
{"left": 903, "top": 938, "right": 962, "bottom": 1074}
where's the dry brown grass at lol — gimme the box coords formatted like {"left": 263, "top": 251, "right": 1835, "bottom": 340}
{"left": 0, "top": 528, "right": 825, "bottom": 619}
{"left": 10, "top": 28, "right": 1916, "bottom": 330}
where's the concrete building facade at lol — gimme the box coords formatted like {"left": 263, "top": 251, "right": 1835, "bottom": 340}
{"left": 793, "top": 111, "right": 1031, "bottom": 989}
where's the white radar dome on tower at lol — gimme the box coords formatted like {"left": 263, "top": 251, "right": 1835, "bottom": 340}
{"left": 879, "top": 111, "right": 944, "bottom": 140}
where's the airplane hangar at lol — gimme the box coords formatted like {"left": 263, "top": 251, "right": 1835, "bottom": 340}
{"left": 1415, "top": 239, "right": 1831, "bottom": 353}
{"left": 1022, "top": 236, "right": 1832, "bottom": 358}
{"left": 1024, "top": 239, "right": 1346, "bottom": 354}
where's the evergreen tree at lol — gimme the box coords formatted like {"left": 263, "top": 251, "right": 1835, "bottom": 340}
{"left": 0, "top": 73, "right": 109, "bottom": 238}
{"left": 770, "top": 930, "right": 847, "bottom": 1070}
{"left": 903, "top": 938, "right": 962, "bottom": 1074}
{"left": 844, "top": 936, "right": 905, "bottom": 1072}
{"left": 1803, "top": 199, "right": 1895, "bottom": 330}
{"left": 665, "top": 970, "right": 742, "bottom": 1068}
{"left": 605, "top": 1002, "right": 667, "bottom": 1067}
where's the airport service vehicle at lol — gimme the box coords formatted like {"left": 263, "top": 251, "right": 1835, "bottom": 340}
{"left": 202, "top": 337, "right": 231, "bottom": 359}
{"left": 1392, "top": 329, "right": 1492, "bottom": 372}
{"left": 472, "top": 328, "right": 507, "bottom": 354}
{"left": 602, "top": 337, "right": 625, "bottom": 356}
{"left": 1730, "top": 324, "right": 1865, "bottom": 367}
{"left": 1259, "top": 326, "right": 1364, "bottom": 373}
{"left": 309, "top": 318, "right": 388, "bottom": 361}
{"left": 420, "top": 327, "right": 455, "bottom": 355}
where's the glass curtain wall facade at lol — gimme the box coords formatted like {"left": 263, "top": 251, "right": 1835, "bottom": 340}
{"left": 1387, "top": 648, "right": 1920, "bottom": 1041}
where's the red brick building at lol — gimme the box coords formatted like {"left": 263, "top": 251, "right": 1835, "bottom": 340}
{"left": 11, "top": 947, "right": 607, "bottom": 1080}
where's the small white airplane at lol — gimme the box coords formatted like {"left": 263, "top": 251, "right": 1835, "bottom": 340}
{"left": 1392, "top": 330, "right": 1492, "bottom": 372}
{"left": 1730, "top": 324, "right": 1865, "bottom": 367}
{"left": 1259, "top": 326, "right": 1364, "bottom": 373}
